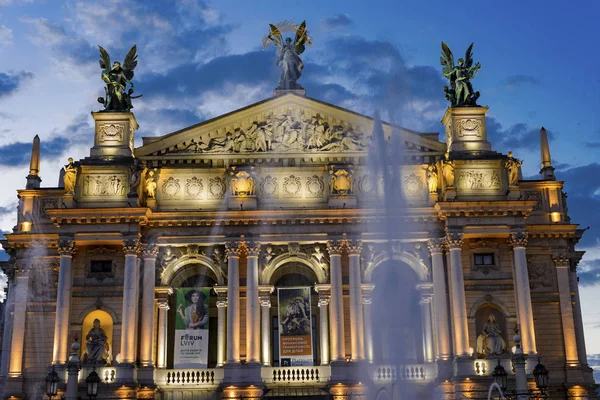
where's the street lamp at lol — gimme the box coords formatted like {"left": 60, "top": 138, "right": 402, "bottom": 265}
{"left": 85, "top": 366, "right": 100, "bottom": 399}
{"left": 45, "top": 365, "right": 60, "bottom": 400}
{"left": 532, "top": 359, "right": 549, "bottom": 397}
{"left": 492, "top": 360, "right": 508, "bottom": 393}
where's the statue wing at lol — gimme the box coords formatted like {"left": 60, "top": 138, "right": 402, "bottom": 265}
{"left": 293, "top": 20, "right": 309, "bottom": 55}
{"left": 98, "top": 45, "right": 111, "bottom": 72}
{"left": 464, "top": 42, "right": 475, "bottom": 68}
{"left": 122, "top": 45, "right": 138, "bottom": 81}
{"left": 440, "top": 42, "right": 454, "bottom": 75}
{"left": 268, "top": 24, "right": 283, "bottom": 47}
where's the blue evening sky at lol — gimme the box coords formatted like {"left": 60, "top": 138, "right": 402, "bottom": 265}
{"left": 0, "top": 0, "right": 599, "bottom": 363}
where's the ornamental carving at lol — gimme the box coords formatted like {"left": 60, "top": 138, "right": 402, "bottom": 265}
{"left": 98, "top": 123, "right": 124, "bottom": 142}
{"left": 456, "top": 170, "right": 501, "bottom": 190}
{"left": 527, "top": 256, "right": 554, "bottom": 289}
{"left": 229, "top": 168, "right": 255, "bottom": 197}
{"left": 41, "top": 198, "right": 58, "bottom": 219}
{"left": 245, "top": 241, "right": 261, "bottom": 257}
{"left": 185, "top": 177, "right": 203, "bottom": 199}
{"left": 403, "top": 173, "right": 424, "bottom": 196}
{"left": 523, "top": 190, "right": 542, "bottom": 210}
{"left": 327, "top": 240, "right": 344, "bottom": 255}
{"left": 457, "top": 118, "right": 482, "bottom": 137}
{"left": 508, "top": 232, "right": 528, "bottom": 248}
{"left": 306, "top": 175, "right": 324, "bottom": 197}
{"left": 225, "top": 241, "right": 244, "bottom": 257}
{"left": 164, "top": 109, "right": 366, "bottom": 155}
{"left": 260, "top": 175, "right": 278, "bottom": 198}
{"left": 329, "top": 167, "right": 354, "bottom": 195}
{"left": 57, "top": 240, "right": 77, "bottom": 256}
{"left": 345, "top": 240, "right": 362, "bottom": 255}
{"left": 283, "top": 175, "right": 301, "bottom": 197}
{"left": 468, "top": 240, "right": 499, "bottom": 249}
{"left": 427, "top": 238, "right": 445, "bottom": 254}
{"left": 426, "top": 165, "right": 438, "bottom": 193}
{"left": 446, "top": 232, "right": 464, "bottom": 249}
{"left": 141, "top": 243, "right": 159, "bottom": 259}
{"left": 208, "top": 177, "right": 226, "bottom": 199}
{"left": 161, "top": 177, "right": 181, "bottom": 199}
{"left": 123, "top": 239, "right": 141, "bottom": 255}
{"left": 357, "top": 174, "right": 372, "bottom": 195}
{"left": 83, "top": 174, "right": 127, "bottom": 196}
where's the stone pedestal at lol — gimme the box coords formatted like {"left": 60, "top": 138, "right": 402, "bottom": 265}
{"left": 274, "top": 88, "right": 306, "bottom": 97}
{"left": 228, "top": 196, "right": 257, "bottom": 210}
{"left": 507, "top": 186, "right": 521, "bottom": 200}
{"left": 328, "top": 195, "right": 357, "bottom": 209}
{"left": 442, "top": 107, "right": 491, "bottom": 153}
{"left": 90, "top": 112, "right": 138, "bottom": 159}
{"left": 127, "top": 193, "right": 139, "bottom": 207}
{"left": 146, "top": 198, "right": 157, "bottom": 211}
{"left": 452, "top": 356, "right": 475, "bottom": 377}
{"left": 62, "top": 193, "right": 75, "bottom": 208}
{"left": 444, "top": 187, "right": 456, "bottom": 201}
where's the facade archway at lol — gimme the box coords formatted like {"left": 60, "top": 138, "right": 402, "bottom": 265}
{"left": 162, "top": 253, "right": 225, "bottom": 287}
{"left": 261, "top": 253, "right": 327, "bottom": 285}
{"left": 364, "top": 250, "right": 429, "bottom": 283}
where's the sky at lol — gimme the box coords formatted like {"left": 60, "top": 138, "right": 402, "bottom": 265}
{"left": 0, "top": 0, "right": 599, "bottom": 368}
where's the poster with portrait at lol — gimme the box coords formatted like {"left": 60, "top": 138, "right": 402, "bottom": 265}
{"left": 174, "top": 288, "right": 211, "bottom": 368}
{"left": 277, "top": 287, "right": 313, "bottom": 366}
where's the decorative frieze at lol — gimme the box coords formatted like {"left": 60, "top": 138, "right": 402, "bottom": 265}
{"left": 83, "top": 174, "right": 128, "bottom": 196}
{"left": 184, "top": 177, "right": 203, "bottom": 199}
{"left": 455, "top": 169, "right": 500, "bottom": 190}
{"left": 260, "top": 175, "right": 278, "bottom": 198}
{"left": 161, "top": 177, "right": 181, "bottom": 199}
{"left": 98, "top": 123, "right": 124, "bottom": 143}
{"left": 283, "top": 175, "right": 302, "bottom": 197}
{"left": 208, "top": 177, "right": 227, "bottom": 199}
{"left": 306, "top": 174, "right": 325, "bottom": 197}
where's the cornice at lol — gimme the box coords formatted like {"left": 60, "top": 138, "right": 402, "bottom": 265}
{"left": 435, "top": 200, "right": 538, "bottom": 220}
{"left": 46, "top": 207, "right": 150, "bottom": 227}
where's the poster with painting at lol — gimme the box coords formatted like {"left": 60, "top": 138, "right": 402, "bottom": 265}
{"left": 277, "top": 287, "right": 313, "bottom": 366}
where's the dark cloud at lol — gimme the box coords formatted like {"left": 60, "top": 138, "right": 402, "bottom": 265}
{"left": 486, "top": 118, "right": 553, "bottom": 154}
{"left": 578, "top": 258, "right": 600, "bottom": 286}
{"left": 584, "top": 141, "right": 600, "bottom": 149}
{"left": 0, "top": 117, "right": 92, "bottom": 167}
{"left": 0, "top": 71, "right": 33, "bottom": 97}
{"left": 321, "top": 14, "right": 353, "bottom": 30}
{"left": 502, "top": 74, "right": 541, "bottom": 89}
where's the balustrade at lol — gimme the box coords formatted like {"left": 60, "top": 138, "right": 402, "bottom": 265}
{"left": 261, "top": 366, "right": 331, "bottom": 385}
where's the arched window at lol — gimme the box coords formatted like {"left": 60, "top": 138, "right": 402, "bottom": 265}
{"left": 371, "top": 260, "right": 424, "bottom": 364}
{"left": 167, "top": 263, "right": 218, "bottom": 368}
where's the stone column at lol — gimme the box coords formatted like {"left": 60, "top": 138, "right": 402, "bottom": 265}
{"left": 52, "top": 240, "right": 77, "bottom": 365}
{"left": 361, "top": 284, "right": 375, "bottom": 364}
{"left": 259, "top": 286, "right": 274, "bottom": 366}
{"left": 225, "top": 241, "right": 242, "bottom": 364}
{"left": 569, "top": 262, "right": 588, "bottom": 365}
{"left": 214, "top": 287, "right": 228, "bottom": 367}
{"left": 446, "top": 231, "right": 469, "bottom": 357}
{"left": 120, "top": 239, "right": 140, "bottom": 364}
{"left": 0, "top": 279, "right": 15, "bottom": 377}
{"left": 155, "top": 287, "right": 173, "bottom": 369}
{"left": 315, "top": 285, "right": 331, "bottom": 365}
{"left": 418, "top": 284, "right": 434, "bottom": 363}
{"left": 554, "top": 254, "right": 579, "bottom": 365}
{"left": 140, "top": 243, "right": 158, "bottom": 367}
{"left": 509, "top": 232, "right": 537, "bottom": 355}
{"left": 327, "top": 240, "right": 345, "bottom": 362}
{"left": 7, "top": 265, "right": 29, "bottom": 378}
{"left": 346, "top": 240, "right": 365, "bottom": 361}
{"left": 245, "top": 241, "right": 261, "bottom": 364}
{"left": 428, "top": 239, "right": 452, "bottom": 360}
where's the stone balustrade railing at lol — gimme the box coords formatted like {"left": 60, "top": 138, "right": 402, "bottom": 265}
{"left": 261, "top": 366, "right": 331, "bottom": 385}
{"left": 155, "top": 368, "right": 224, "bottom": 386}
{"left": 78, "top": 366, "right": 117, "bottom": 384}
{"left": 372, "top": 364, "right": 436, "bottom": 383}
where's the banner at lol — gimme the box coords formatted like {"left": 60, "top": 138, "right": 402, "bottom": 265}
{"left": 174, "top": 288, "right": 211, "bottom": 368}
{"left": 277, "top": 287, "right": 313, "bottom": 366}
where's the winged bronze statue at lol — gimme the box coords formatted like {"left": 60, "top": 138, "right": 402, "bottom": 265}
{"left": 97, "top": 45, "right": 141, "bottom": 112}
{"left": 263, "top": 21, "right": 312, "bottom": 90}
{"left": 440, "top": 42, "right": 481, "bottom": 107}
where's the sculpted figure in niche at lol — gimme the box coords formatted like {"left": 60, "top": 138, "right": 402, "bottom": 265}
{"left": 85, "top": 319, "right": 110, "bottom": 364}
{"left": 476, "top": 314, "right": 506, "bottom": 357}
{"left": 441, "top": 153, "right": 455, "bottom": 188}
{"left": 426, "top": 165, "right": 439, "bottom": 193}
{"left": 129, "top": 158, "right": 144, "bottom": 195}
{"left": 505, "top": 151, "right": 523, "bottom": 187}
{"left": 145, "top": 170, "right": 157, "bottom": 199}
{"left": 63, "top": 158, "right": 78, "bottom": 195}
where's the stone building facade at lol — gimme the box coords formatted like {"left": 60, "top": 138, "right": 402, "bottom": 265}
{"left": 0, "top": 91, "right": 597, "bottom": 399}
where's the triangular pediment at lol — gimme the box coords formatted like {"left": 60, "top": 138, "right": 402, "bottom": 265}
{"left": 135, "top": 93, "right": 445, "bottom": 163}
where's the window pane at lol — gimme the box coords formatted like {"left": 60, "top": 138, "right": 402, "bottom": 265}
{"left": 90, "top": 260, "right": 112, "bottom": 273}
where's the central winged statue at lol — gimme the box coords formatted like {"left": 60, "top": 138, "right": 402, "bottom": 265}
{"left": 97, "top": 45, "right": 141, "bottom": 112}
{"left": 263, "top": 20, "right": 312, "bottom": 90}
{"left": 440, "top": 42, "right": 481, "bottom": 107}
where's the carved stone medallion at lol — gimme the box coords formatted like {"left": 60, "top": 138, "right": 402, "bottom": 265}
{"left": 260, "top": 175, "right": 278, "bottom": 198}
{"left": 98, "top": 123, "right": 124, "bottom": 143}
{"left": 161, "top": 177, "right": 181, "bottom": 199}
{"left": 185, "top": 177, "right": 203, "bottom": 199}
{"left": 403, "top": 173, "right": 424, "bottom": 196}
{"left": 283, "top": 175, "right": 301, "bottom": 197}
{"left": 306, "top": 175, "right": 324, "bottom": 197}
{"left": 457, "top": 118, "right": 482, "bottom": 138}
{"left": 208, "top": 177, "right": 226, "bottom": 200}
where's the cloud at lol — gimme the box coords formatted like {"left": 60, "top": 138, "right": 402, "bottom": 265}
{"left": 0, "top": 0, "right": 34, "bottom": 5}
{"left": 485, "top": 118, "right": 552, "bottom": 154}
{"left": 579, "top": 258, "right": 600, "bottom": 286}
{"left": 0, "top": 25, "right": 13, "bottom": 46}
{"left": 0, "top": 116, "right": 92, "bottom": 167}
{"left": 584, "top": 141, "right": 600, "bottom": 149}
{"left": 0, "top": 71, "right": 33, "bottom": 97}
{"left": 502, "top": 74, "right": 541, "bottom": 89}
{"left": 321, "top": 14, "right": 353, "bottom": 30}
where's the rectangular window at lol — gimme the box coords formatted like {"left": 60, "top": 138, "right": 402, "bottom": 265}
{"left": 474, "top": 253, "right": 494, "bottom": 266}
{"left": 90, "top": 260, "right": 113, "bottom": 273}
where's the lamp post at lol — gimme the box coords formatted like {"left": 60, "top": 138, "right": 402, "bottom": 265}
{"left": 45, "top": 365, "right": 60, "bottom": 399}
{"left": 85, "top": 365, "right": 100, "bottom": 399}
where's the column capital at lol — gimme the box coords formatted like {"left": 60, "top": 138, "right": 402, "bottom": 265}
{"left": 258, "top": 285, "right": 274, "bottom": 301}
{"left": 314, "top": 283, "right": 331, "bottom": 300}
{"left": 155, "top": 285, "right": 173, "bottom": 302}
{"left": 141, "top": 243, "right": 159, "bottom": 259}
{"left": 157, "top": 301, "right": 170, "bottom": 310}
{"left": 427, "top": 238, "right": 446, "bottom": 254}
{"left": 225, "top": 241, "right": 244, "bottom": 257}
{"left": 361, "top": 283, "right": 375, "bottom": 304}
{"left": 214, "top": 286, "right": 228, "bottom": 298}
{"left": 244, "top": 241, "right": 261, "bottom": 257}
{"left": 552, "top": 253, "right": 570, "bottom": 267}
{"left": 508, "top": 231, "right": 528, "bottom": 248}
{"left": 345, "top": 240, "right": 362, "bottom": 255}
{"left": 216, "top": 299, "right": 227, "bottom": 308}
{"left": 445, "top": 231, "right": 464, "bottom": 249}
{"left": 123, "top": 238, "right": 141, "bottom": 255}
{"left": 327, "top": 240, "right": 344, "bottom": 256}
{"left": 57, "top": 239, "right": 77, "bottom": 256}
